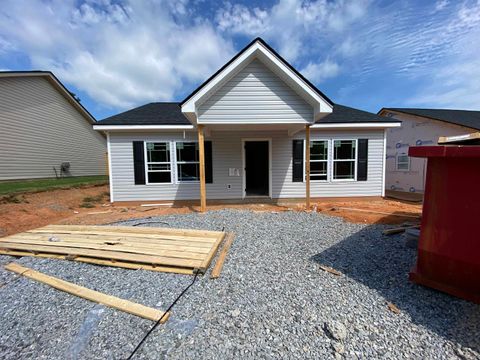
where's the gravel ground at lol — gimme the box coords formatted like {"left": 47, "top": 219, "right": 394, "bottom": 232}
{"left": 0, "top": 209, "right": 479, "bottom": 359}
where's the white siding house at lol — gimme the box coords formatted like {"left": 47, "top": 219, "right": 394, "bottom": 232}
{"left": 95, "top": 38, "right": 400, "bottom": 205}
{"left": 379, "top": 108, "right": 480, "bottom": 194}
{"left": 0, "top": 72, "right": 106, "bottom": 180}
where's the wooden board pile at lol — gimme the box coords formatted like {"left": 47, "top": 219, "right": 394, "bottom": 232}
{"left": 0, "top": 225, "right": 226, "bottom": 275}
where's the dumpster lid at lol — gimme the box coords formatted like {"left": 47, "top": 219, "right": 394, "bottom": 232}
{"left": 409, "top": 145, "right": 480, "bottom": 158}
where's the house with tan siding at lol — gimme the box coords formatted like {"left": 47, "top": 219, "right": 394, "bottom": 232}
{"left": 0, "top": 71, "right": 106, "bottom": 180}
{"left": 378, "top": 108, "right": 480, "bottom": 196}
{"left": 94, "top": 38, "right": 401, "bottom": 206}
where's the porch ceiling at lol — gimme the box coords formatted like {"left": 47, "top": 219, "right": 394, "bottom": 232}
{"left": 202, "top": 123, "right": 305, "bottom": 133}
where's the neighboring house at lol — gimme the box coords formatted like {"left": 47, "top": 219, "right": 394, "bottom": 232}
{"left": 0, "top": 71, "right": 106, "bottom": 181}
{"left": 378, "top": 108, "right": 480, "bottom": 194}
{"left": 94, "top": 38, "right": 400, "bottom": 205}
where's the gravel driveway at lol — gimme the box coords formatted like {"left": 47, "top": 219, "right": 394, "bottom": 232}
{"left": 0, "top": 209, "right": 478, "bottom": 359}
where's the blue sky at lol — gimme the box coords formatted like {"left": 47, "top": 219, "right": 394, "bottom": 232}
{"left": 1, "top": 0, "right": 479, "bottom": 120}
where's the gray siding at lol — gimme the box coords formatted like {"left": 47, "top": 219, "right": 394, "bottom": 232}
{"left": 109, "top": 129, "right": 385, "bottom": 202}
{"left": 0, "top": 77, "right": 106, "bottom": 180}
{"left": 198, "top": 59, "right": 313, "bottom": 123}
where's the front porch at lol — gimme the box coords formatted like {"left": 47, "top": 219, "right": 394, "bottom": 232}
{"left": 194, "top": 124, "right": 313, "bottom": 212}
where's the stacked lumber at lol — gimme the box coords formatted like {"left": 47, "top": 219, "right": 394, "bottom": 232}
{"left": 0, "top": 225, "right": 226, "bottom": 275}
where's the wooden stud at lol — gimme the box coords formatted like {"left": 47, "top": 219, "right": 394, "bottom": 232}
{"left": 0, "top": 250, "right": 194, "bottom": 275}
{"left": 305, "top": 124, "right": 311, "bottom": 210}
{"left": 211, "top": 233, "right": 235, "bottom": 279}
{"left": 0, "top": 242, "right": 204, "bottom": 268}
{"left": 5, "top": 263, "right": 171, "bottom": 322}
{"left": 198, "top": 125, "right": 207, "bottom": 212}
{"left": 35, "top": 225, "right": 222, "bottom": 238}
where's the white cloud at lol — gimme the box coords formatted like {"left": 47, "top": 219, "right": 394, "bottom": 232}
{"left": 435, "top": 0, "right": 449, "bottom": 12}
{"left": 406, "top": 1, "right": 480, "bottom": 109}
{"left": 0, "top": 0, "right": 234, "bottom": 111}
{"left": 301, "top": 60, "right": 340, "bottom": 83}
{"left": 216, "top": 0, "right": 370, "bottom": 62}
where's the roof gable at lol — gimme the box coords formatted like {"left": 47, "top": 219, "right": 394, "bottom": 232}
{"left": 181, "top": 38, "right": 333, "bottom": 124}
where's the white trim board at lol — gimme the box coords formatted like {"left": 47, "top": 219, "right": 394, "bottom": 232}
{"left": 94, "top": 125, "right": 195, "bottom": 131}
{"left": 310, "top": 122, "right": 401, "bottom": 129}
{"left": 106, "top": 132, "right": 114, "bottom": 203}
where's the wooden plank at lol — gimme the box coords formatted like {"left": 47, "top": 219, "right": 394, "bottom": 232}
{"left": 382, "top": 225, "right": 420, "bottom": 235}
{"left": 5, "top": 232, "right": 212, "bottom": 252}
{"left": 5, "top": 263, "right": 170, "bottom": 322}
{"left": 198, "top": 124, "right": 207, "bottom": 212}
{"left": 0, "top": 242, "right": 203, "bottom": 268}
{"left": 8, "top": 233, "right": 213, "bottom": 252}
{"left": 319, "top": 265, "right": 342, "bottom": 276}
{"left": 38, "top": 225, "right": 222, "bottom": 238}
{"left": 332, "top": 207, "right": 420, "bottom": 218}
{"left": 305, "top": 124, "right": 311, "bottom": 210}
{"left": 438, "top": 132, "right": 480, "bottom": 144}
{"left": 210, "top": 233, "right": 235, "bottom": 279}
{"left": 0, "top": 250, "right": 194, "bottom": 275}
{"left": 199, "top": 232, "right": 225, "bottom": 271}
{"left": 33, "top": 225, "right": 220, "bottom": 240}
{"left": 19, "top": 232, "right": 215, "bottom": 247}
{"left": 28, "top": 228, "right": 218, "bottom": 243}
{"left": 0, "top": 238, "right": 207, "bottom": 260}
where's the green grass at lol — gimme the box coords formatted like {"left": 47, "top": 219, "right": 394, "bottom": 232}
{"left": 0, "top": 176, "right": 109, "bottom": 196}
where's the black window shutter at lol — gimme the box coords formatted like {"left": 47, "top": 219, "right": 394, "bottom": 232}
{"left": 292, "top": 140, "right": 304, "bottom": 182}
{"left": 132, "top": 141, "right": 146, "bottom": 185}
{"left": 357, "top": 139, "right": 368, "bottom": 181}
{"left": 205, "top": 141, "right": 213, "bottom": 184}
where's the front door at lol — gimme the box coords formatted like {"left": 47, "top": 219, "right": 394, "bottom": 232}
{"left": 244, "top": 141, "right": 269, "bottom": 197}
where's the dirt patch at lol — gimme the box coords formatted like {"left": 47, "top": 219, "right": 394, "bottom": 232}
{"left": 313, "top": 199, "right": 422, "bottom": 224}
{"left": 0, "top": 185, "right": 422, "bottom": 237}
{"left": 0, "top": 185, "right": 109, "bottom": 237}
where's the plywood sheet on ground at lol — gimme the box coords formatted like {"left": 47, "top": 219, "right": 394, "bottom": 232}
{"left": 0, "top": 225, "right": 225, "bottom": 274}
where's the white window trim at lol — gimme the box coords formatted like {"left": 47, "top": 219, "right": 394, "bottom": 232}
{"left": 396, "top": 153, "right": 410, "bottom": 171}
{"left": 174, "top": 141, "right": 201, "bottom": 184}
{"left": 144, "top": 141, "right": 174, "bottom": 185}
{"left": 331, "top": 139, "right": 358, "bottom": 182}
{"left": 303, "top": 139, "right": 330, "bottom": 182}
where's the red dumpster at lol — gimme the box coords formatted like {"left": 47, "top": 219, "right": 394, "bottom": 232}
{"left": 408, "top": 145, "right": 480, "bottom": 304}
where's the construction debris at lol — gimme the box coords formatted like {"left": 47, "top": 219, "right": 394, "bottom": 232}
{"left": 5, "top": 262, "right": 170, "bottom": 322}
{"left": 331, "top": 207, "right": 420, "bottom": 219}
{"left": 382, "top": 225, "right": 420, "bottom": 236}
{"left": 211, "top": 233, "right": 235, "bottom": 279}
{"left": 387, "top": 301, "right": 401, "bottom": 314}
{"left": 0, "top": 225, "right": 226, "bottom": 275}
{"left": 438, "top": 131, "right": 480, "bottom": 145}
{"left": 319, "top": 265, "right": 342, "bottom": 276}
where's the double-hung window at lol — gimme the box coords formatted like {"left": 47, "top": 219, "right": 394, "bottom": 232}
{"left": 176, "top": 142, "right": 200, "bottom": 182}
{"left": 309, "top": 140, "right": 329, "bottom": 181}
{"left": 333, "top": 140, "right": 357, "bottom": 180}
{"left": 396, "top": 154, "right": 410, "bottom": 171}
{"left": 145, "top": 142, "right": 171, "bottom": 183}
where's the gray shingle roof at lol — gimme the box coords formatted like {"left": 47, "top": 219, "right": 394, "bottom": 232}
{"left": 97, "top": 102, "right": 190, "bottom": 125}
{"left": 97, "top": 102, "right": 396, "bottom": 126}
{"left": 382, "top": 108, "right": 480, "bottom": 131}
{"left": 317, "top": 104, "right": 398, "bottom": 124}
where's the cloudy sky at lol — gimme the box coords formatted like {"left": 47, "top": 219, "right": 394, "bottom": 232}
{"left": 1, "top": 0, "right": 479, "bottom": 120}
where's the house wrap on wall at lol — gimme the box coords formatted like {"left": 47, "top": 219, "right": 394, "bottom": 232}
{"left": 94, "top": 38, "right": 401, "bottom": 206}
{"left": 0, "top": 71, "right": 106, "bottom": 181}
{"left": 378, "top": 108, "right": 480, "bottom": 194}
